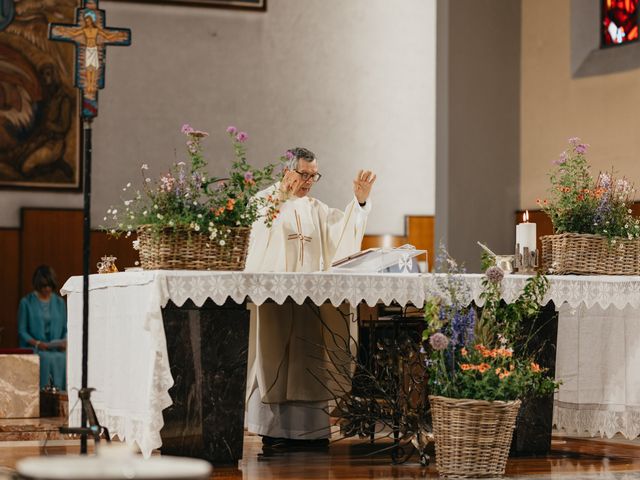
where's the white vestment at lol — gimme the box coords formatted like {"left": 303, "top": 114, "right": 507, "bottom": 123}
{"left": 244, "top": 183, "right": 370, "bottom": 439}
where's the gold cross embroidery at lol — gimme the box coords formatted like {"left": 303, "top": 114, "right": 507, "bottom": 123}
{"left": 287, "top": 210, "right": 312, "bottom": 264}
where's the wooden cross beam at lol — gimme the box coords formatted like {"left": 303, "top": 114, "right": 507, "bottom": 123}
{"left": 49, "top": 0, "right": 131, "bottom": 119}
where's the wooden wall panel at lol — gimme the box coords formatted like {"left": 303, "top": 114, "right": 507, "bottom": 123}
{"left": 20, "top": 209, "right": 83, "bottom": 297}
{"left": 406, "top": 216, "right": 435, "bottom": 272}
{"left": 361, "top": 235, "right": 408, "bottom": 250}
{"left": 0, "top": 229, "right": 20, "bottom": 348}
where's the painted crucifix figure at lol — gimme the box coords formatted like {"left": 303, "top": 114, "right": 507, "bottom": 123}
{"left": 49, "top": 0, "right": 131, "bottom": 118}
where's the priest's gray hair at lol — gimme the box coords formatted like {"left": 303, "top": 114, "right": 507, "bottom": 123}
{"left": 286, "top": 147, "right": 316, "bottom": 170}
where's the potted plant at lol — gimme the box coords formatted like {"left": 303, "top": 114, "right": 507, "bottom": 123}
{"left": 539, "top": 137, "right": 640, "bottom": 275}
{"left": 423, "top": 258, "right": 558, "bottom": 478}
{"left": 104, "top": 125, "right": 280, "bottom": 270}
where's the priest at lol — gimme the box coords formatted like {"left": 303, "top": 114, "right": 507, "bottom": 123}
{"left": 244, "top": 147, "right": 376, "bottom": 448}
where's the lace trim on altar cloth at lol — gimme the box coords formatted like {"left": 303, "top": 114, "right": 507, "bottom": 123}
{"left": 553, "top": 402, "right": 640, "bottom": 440}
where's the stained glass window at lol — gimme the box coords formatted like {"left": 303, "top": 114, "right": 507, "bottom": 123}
{"left": 602, "top": 0, "right": 639, "bottom": 46}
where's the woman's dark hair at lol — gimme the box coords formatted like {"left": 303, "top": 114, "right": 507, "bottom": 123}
{"left": 32, "top": 265, "right": 57, "bottom": 292}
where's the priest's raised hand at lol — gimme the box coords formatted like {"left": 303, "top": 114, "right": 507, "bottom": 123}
{"left": 353, "top": 170, "right": 377, "bottom": 205}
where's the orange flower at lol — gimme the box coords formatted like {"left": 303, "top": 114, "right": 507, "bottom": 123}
{"left": 460, "top": 348, "right": 468, "bottom": 356}
{"left": 530, "top": 362, "right": 542, "bottom": 373}
{"left": 460, "top": 364, "right": 473, "bottom": 371}
{"left": 226, "top": 198, "right": 236, "bottom": 211}
{"left": 499, "top": 371, "right": 511, "bottom": 380}
{"left": 213, "top": 207, "right": 225, "bottom": 217}
{"left": 477, "top": 363, "right": 490, "bottom": 373}
{"left": 495, "top": 368, "right": 502, "bottom": 375}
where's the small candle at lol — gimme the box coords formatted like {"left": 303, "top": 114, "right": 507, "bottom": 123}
{"left": 516, "top": 210, "right": 536, "bottom": 254}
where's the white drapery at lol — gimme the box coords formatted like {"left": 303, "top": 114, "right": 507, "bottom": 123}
{"left": 61, "top": 272, "right": 640, "bottom": 456}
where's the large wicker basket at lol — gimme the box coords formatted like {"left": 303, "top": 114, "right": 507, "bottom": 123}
{"left": 541, "top": 233, "right": 640, "bottom": 275}
{"left": 137, "top": 225, "right": 251, "bottom": 271}
{"left": 429, "top": 395, "right": 521, "bottom": 478}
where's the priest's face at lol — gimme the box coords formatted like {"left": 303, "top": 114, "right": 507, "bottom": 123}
{"left": 292, "top": 159, "right": 318, "bottom": 197}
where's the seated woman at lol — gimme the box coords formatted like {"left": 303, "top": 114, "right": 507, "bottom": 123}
{"left": 17, "top": 265, "right": 67, "bottom": 390}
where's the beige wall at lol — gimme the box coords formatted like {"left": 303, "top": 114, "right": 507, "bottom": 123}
{"left": 521, "top": 0, "right": 640, "bottom": 210}
{"left": 0, "top": 0, "right": 437, "bottom": 235}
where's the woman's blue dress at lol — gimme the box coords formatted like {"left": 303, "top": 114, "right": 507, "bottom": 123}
{"left": 17, "top": 292, "right": 67, "bottom": 390}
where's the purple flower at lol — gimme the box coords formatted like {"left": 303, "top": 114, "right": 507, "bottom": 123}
{"left": 285, "top": 150, "right": 295, "bottom": 160}
{"left": 236, "top": 131, "right": 248, "bottom": 142}
{"left": 244, "top": 171, "right": 254, "bottom": 182}
{"left": 449, "top": 308, "right": 476, "bottom": 347}
{"left": 181, "top": 124, "right": 194, "bottom": 135}
{"left": 429, "top": 333, "right": 450, "bottom": 351}
{"left": 575, "top": 143, "right": 589, "bottom": 154}
{"left": 226, "top": 126, "right": 237, "bottom": 135}
{"left": 568, "top": 136, "right": 580, "bottom": 145}
{"left": 485, "top": 266, "right": 504, "bottom": 284}
{"left": 553, "top": 151, "right": 567, "bottom": 165}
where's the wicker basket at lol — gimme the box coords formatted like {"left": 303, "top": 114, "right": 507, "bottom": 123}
{"left": 137, "top": 225, "right": 251, "bottom": 271}
{"left": 541, "top": 233, "right": 640, "bottom": 275}
{"left": 429, "top": 395, "right": 521, "bottom": 478}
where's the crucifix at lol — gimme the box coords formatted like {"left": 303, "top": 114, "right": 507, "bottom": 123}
{"left": 49, "top": 0, "right": 131, "bottom": 454}
{"left": 288, "top": 210, "right": 312, "bottom": 265}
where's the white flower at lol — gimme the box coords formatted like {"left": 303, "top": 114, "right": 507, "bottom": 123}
{"left": 145, "top": 178, "right": 151, "bottom": 183}
{"left": 124, "top": 200, "right": 132, "bottom": 206}
{"left": 157, "top": 213, "right": 163, "bottom": 219}
{"left": 141, "top": 164, "right": 149, "bottom": 170}
{"left": 132, "top": 240, "right": 140, "bottom": 250}
{"left": 107, "top": 209, "right": 112, "bottom": 214}
{"left": 143, "top": 210, "right": 148, "bottom": 215}
{"left": 127, "top": 225, "right": 133, "bottom": 230}
{"left": 122, "top": 187, "right": 126, "bottom": 191}
{"left": 154, "top": 204, "right": 158, "bottom": 209}
{"left": 125, "top": 231, "right": 131, "bottom": 238}
{"left": 177, "top": 161, "right": 186, "bottom": 166}
{"left": 219, "top": 240, "right": 225, "bottom": 246}
{"left": 134, "top": 260, "right": 140, "bottom": 266}
{"left": 169, "top": 220, "right": 175, "bottom": 226}
{"left": 197, "top": 214, "right": 203, "bottom": 218}
{"left": 127, "top": 182, "right": 131, "bottom": 187}
{"left": 110, "top": 229, "right": 116, "bottom": 234}
{"left": 194, "top": 224, "right": 200, "bottom": 231}
{"left": 103, "top": 216, "right": 107, "bottom": 221}
{"left": 112, "top": 209, "right": 118, "bottom": 214}
{"left": 236, "top": 221, "right": 240, "bottom": 225}
{"left": 193, "top": 201, "right": 198, "bottom": 206}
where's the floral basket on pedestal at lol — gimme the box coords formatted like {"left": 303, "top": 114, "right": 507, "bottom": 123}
{"left": 104, "top": 125, "right": 281, "bottom": 271}
{"left": 137, "top": 225, "right": 251, "bottom": 271}
{"left": 541, "top": 232, "right": 640, "bottom": 275}
{"left": 423, "top": 255, "right": 558, "bottom": 478}
{"left": 539, "top": 137, "right": 640, "bottom": 275}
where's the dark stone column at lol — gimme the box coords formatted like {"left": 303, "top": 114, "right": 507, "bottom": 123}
{"left": 160, "top": 298, "right": 249, "bottom": 465}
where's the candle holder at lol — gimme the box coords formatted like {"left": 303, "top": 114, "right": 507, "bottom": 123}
{"left": 515, "top": 243, "right": 538, "bottom": 274}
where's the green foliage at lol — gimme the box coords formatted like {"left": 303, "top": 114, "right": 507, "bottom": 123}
{"left": 103, "top": 125, "right": 283, "bottom": 242}
{"left": 541, "top": 138, "right": 639, "bottom": 240}
{"left": 423, "top": 255, "right": 559, "bottom": 402}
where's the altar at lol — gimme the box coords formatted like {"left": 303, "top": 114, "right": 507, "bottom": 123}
{"left": 61, "top": 271, "right": 640, "bottom": 462}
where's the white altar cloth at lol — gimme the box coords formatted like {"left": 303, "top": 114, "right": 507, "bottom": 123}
{"left": 61, "top": 272, "right": 640, "bottom": 456}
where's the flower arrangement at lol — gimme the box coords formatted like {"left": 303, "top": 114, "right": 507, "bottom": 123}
{"left": 423, "top": 254, "right": 558, "bottom": 402}
{"left": 539, "top": 137, "right": 640, "bottom": 241}
{"left": 104, "top": 124, "right": 281, "bottom": 245}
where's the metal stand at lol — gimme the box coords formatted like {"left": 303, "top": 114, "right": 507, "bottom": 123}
{"left": 58, "top": 119, "right": 107, "bottom": 452}
{"left": 59, "top": 388, "right": 111, "bottom": 444}
{"left": 515, "top": 243, "right": 538, "bottom": 274}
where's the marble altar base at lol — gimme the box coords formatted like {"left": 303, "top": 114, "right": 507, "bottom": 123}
{"left": 160, "top": 299, "right": 249, "bottom": 465}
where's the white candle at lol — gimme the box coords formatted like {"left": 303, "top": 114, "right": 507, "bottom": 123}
{"left": 516, "top": 210, "right": 536, "bottom": 254}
